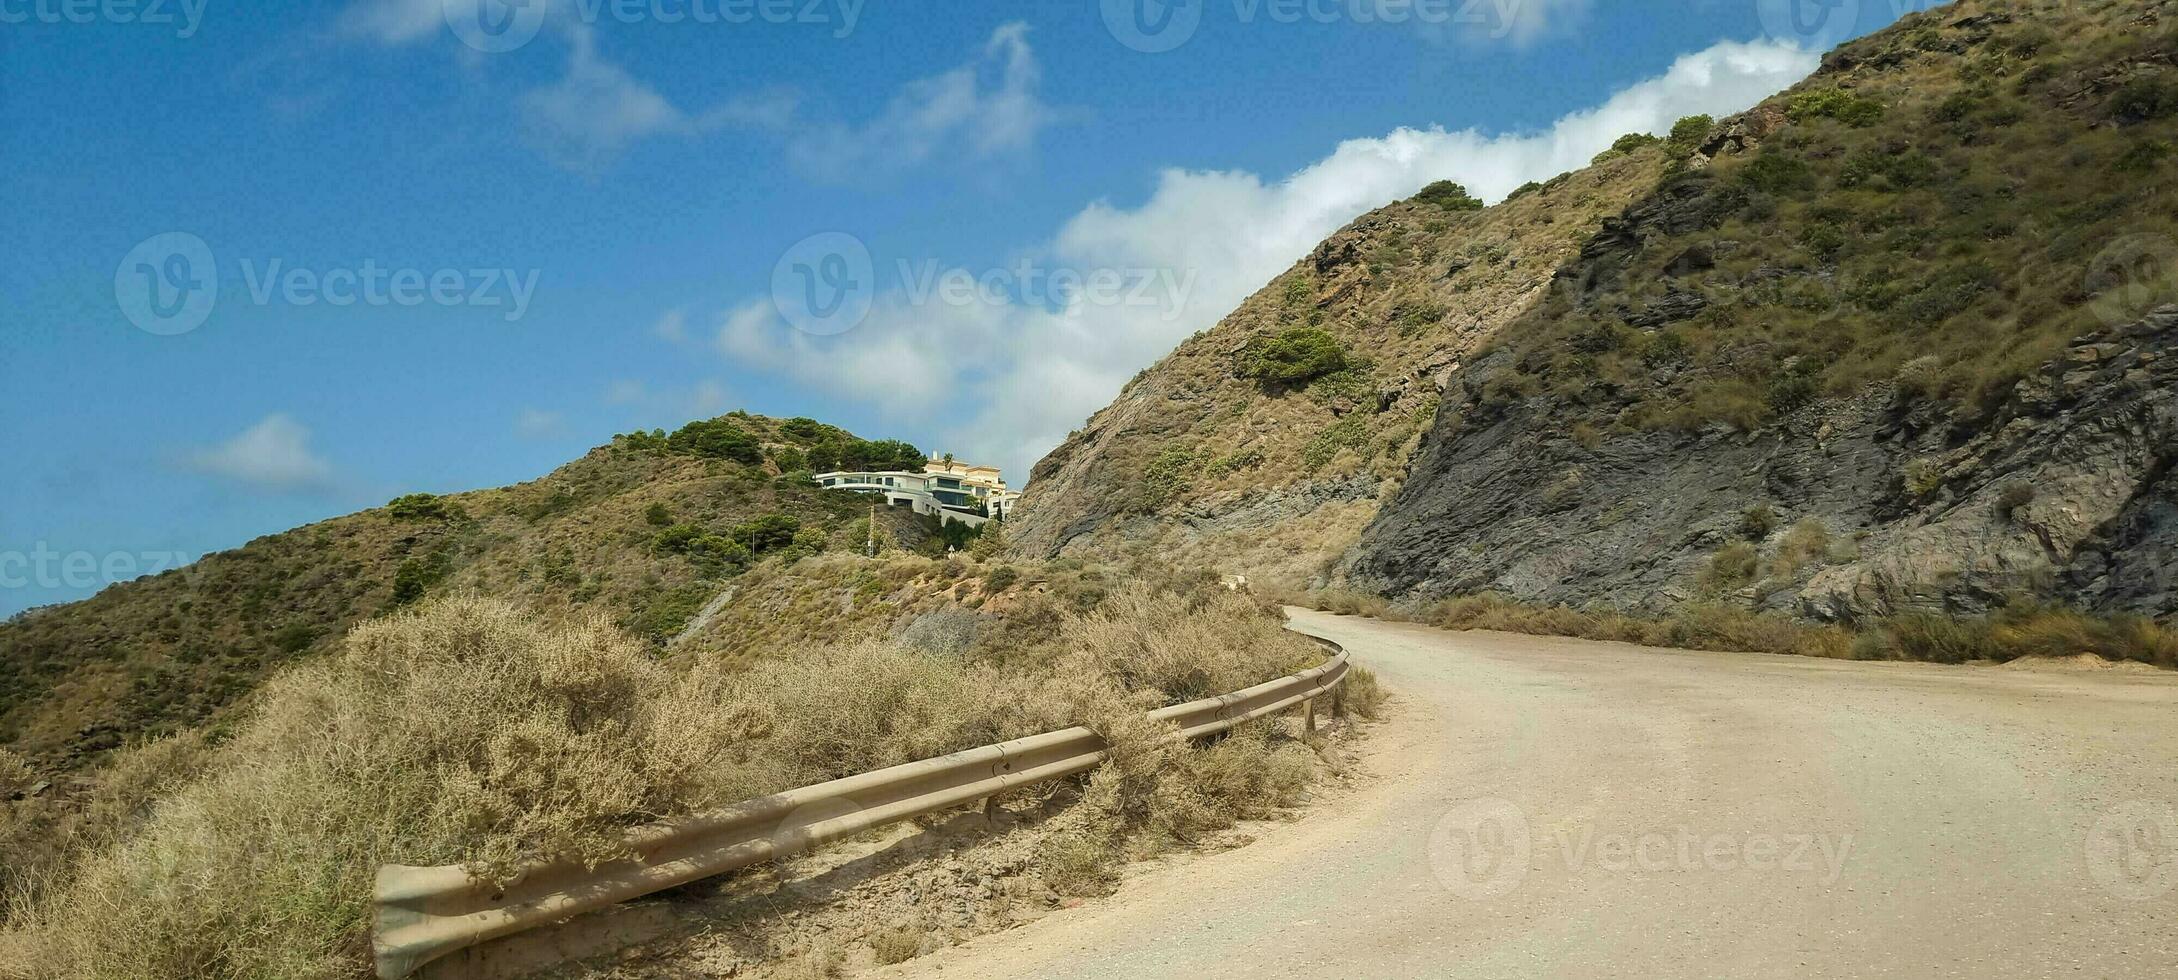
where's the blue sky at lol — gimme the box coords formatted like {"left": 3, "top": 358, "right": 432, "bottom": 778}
{"left": 0, "top": 0, "right": 1943, "bottom": 615}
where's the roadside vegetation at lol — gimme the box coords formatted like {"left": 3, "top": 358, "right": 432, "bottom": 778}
{"left": 1287, "top": 588, "right": 2177, "bottom": 670}
{"left": 0, "top": 564, "right": 1371, "bottom": 979}
{"left": 1480, "top": 3, "right": 2178, "bottom": 434}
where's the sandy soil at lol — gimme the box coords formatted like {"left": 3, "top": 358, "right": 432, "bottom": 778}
{"left": 871, "top": 608, "right": 2178, "bottom": 979}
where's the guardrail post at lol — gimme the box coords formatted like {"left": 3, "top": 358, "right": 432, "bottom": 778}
{"left": 1332, "top": 684, "right": 1345, "bottom": 720}
{"left": 1304, "top": 696, "right": 1317, "bottom": 735}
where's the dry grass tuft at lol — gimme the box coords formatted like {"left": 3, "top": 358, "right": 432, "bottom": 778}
{"left": 4, "top": 572, "right": 1358, "bottom": 979}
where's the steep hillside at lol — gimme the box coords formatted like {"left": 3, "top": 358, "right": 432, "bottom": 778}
{"left": 0, "top": 414, "right": 950, "bottom": 770}
{"left": 1355, "top": 0, "right": 2178, "bottom": 624}
{"left": 1009, "top": 148, "right": 1682, "bottom": 583}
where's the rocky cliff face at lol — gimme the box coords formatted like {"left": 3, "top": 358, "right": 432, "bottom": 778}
{"left": 1352, "top": 0, "right": 2178, "bottom": 623}
{"left": 1352, "top": 308, "right": 2178, "bottom": 621}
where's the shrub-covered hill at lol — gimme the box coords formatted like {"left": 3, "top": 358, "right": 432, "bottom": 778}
{"left": 1354, "top": 0, "right": 2178, "bottom": 625}
{"left": 1007, "top": 141, "right": 1680, "bottom": 584}
{"left": 0, "top": 413, "right": 956, "bottom": 771}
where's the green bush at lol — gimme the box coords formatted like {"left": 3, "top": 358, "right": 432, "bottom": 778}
{"left": 1736, "top": 152, "right": 1817, "bottom": 195}
{"left": 1667, "top": 114, "right": 1714, "bottom": 153}
{"left": 1412, "top": 180, "right": 1484, "bottom": 212}
{"left": 1139, "top": 446, "right": 1203, "bottom": 510}
{"left": 733, "top": 514, "right": 804, "bottom": 553}
{"left": 388, "top": 552, "right": 450, "bottom": 607}
{"left": 666, "top": 419, "right": 763, "bottom": 464}
{"left": 1592, "top": 132, "right": 1661, "bottom": 165}
{"left": 1300, "top": 417, "right": 1367, "bottom": 472}
{"left": 1239, "top": 327, "right": 1351, "bottom": 385}
{"left": 2109, "top": 77, "right": 2178, "bottom": 125}
{"left": 1787, "top": 88, "right": 1886, "bottom": 127}
{"left": 644, "top": 502, "right": 674, "bottom": 527}
{"left": 386, "top": 494, "right": 462, "bottom": 522}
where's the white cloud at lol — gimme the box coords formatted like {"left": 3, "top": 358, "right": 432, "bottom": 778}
{"left": 343, "top": 4, "right": 1043, "bottom": 175}
{"left": 182, "top": 414, "right": 336, "bottom": 492}
{"left": 706, "top": 39, "right": 1819, "bottom": 481}
{"left": 517, "top": 27, "right": 683, "bottom": 169}
{"left": 785, "top": 22, "right": 1053, "bottom": 182}
{"left": 514, "top": 408, "right": 566, "bottom": 439}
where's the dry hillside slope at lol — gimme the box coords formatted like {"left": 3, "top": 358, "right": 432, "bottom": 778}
{"left": 1007, "top": 146, "right": 1682, "bottom": 584}
{"left": 0, "top": 413, "right": 948, "bottom": 771}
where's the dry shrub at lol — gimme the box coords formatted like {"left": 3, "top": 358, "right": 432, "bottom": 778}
{"left": 3, "top": 598, "right": 755, "bottom": 980}
{"left": 1337, "top": 665, "right": 1389, "bottom": 720}
{"left": 1059, "top": 585, "right": 1319, "bottom": 704}
{"left": 737, "top": 641, "right": 1026, "bottom": 784}
{"left": 5, "top": 577, "right": 1349, "bottom": 979}
{"left": 867, "top": 923, "right": 926, "bottom": 965}
{"left": 1312, "top": 588, "right": 1389, "bottom": 618}
{"left": 1149, "top": 722, "right": 1315, "bottom": 843}
{"left": 1037, "top": 827, "right": 1122, "bottom": 897}
{"left": 1403, "top": 591, "right": 1851, "bottom": 659}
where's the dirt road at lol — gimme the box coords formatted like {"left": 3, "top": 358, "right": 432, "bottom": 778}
{"left": 881, "top": 608, "right": 2178, "bottom": 978}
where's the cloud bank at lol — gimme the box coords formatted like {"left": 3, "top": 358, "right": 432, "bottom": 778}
{"left": 181, "top": 414, "right": 337, "bottom": 492}
{"left": 710, "top": 38, "right": 1821, "bottom": 480}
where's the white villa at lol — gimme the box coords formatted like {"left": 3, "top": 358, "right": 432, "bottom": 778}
{"left": 815, "top": 457, "right": 1022, "bottom": 528}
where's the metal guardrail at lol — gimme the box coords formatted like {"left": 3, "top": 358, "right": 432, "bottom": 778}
{"left": 372, "top": 640, "right": 1351, "bottom": 979}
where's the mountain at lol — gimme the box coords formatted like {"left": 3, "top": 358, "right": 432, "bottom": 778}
{"left": 0, "top": 414, "right": 952, "bottom": 770}
{"left": 1007, "top": 132, "right": 1680, "bottom": 583}
{"left": 1019, "top": 0, "right": 2178, "bottom": 629}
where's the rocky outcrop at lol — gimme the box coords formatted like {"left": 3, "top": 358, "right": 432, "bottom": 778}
{"left": 1352, "top": 310, "right": 2178, "bottom": 622}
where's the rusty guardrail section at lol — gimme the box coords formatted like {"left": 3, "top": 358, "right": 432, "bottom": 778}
{"left": 372, "top": 640, "right": 1350, "bottom": 979}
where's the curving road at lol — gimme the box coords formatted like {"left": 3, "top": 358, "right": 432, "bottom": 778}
{"left": 881, "top": 608, "right": 2178, "bottom": 978}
